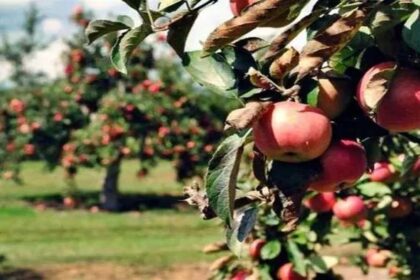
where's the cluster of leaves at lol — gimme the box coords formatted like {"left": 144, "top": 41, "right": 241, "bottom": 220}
{"left": 89, "top": 0, "right": 420, "bottom": 278}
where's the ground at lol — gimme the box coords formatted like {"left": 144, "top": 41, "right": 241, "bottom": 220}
{"left": 0, "top": 161, "right": 388, "bottom": 279}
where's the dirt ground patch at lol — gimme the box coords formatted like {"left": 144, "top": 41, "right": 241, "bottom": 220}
{"left": 0, "top": 263, "right": 388, "bottom": 280}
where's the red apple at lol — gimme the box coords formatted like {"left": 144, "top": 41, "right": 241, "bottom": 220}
{"left": 63, "top": 197, "right": 76, "bottom": 209}
{"left": 53, "top": 112, "right": 64, "bottom": 122}
{"left": 369, "top": 161, "right": 397, "bottom": 183}
{"left": 388, "top": 266, "right": 400, "bottom": 278}
{"left": 19, "top": 123, "right": 31, "bottom": 134}
{"left": 230, "top": 0, "right": 255, "bottom": 16}
{"left": 389, "top": 197, "right": 413, "bottom": 218}
{"left": 412, "top": 157, "right": 420, "bottom": 176}
{"left": 309, "top": 140, "right": 367, "bottom": 192}
{"left": 9, "top": 98, "right": 25, "bottom": 114}
{"left": 304, "top": 192, "right": 336, "bottom": 213}
{"left": 231, "top": 270, "right": 249, "bottom": 280}
{"left": 366, "top": 248, "right": 391, "bottom": 267}
{"left": 24, "top": 144, "right": 36, "bottom": 156}
{"left": 6, "top": 142, "right": 15, "bottom": 152}
{"left": 72, "top": 5, "right": 83, "bottom": 17}
{"left": 333, "top": 196, "right": 367, "bottom": 223}
{"left": 253, "top": 102, "right": 332, "bottom": 162}
{"left": 317, "top": 77, "right": 352, "bottom": 119}
{"left": 249, "top": 239, "right": 266, "bottom": 260}
{"left": 357, "top": 62, "right": 420, "bottom": 132}
{"left": 277, "top": 263, "right": 305, "bottom": 280}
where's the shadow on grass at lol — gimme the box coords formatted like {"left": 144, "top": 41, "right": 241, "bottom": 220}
{"left": 0, "top": 268, "right": 44, "bottom": 280}
{"left": 21, "top": 191, "right": 186, "bottom": 212}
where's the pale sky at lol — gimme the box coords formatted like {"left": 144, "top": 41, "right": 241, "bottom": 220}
{"left": 0, "top": 0, "right": 312, "bottom": 85}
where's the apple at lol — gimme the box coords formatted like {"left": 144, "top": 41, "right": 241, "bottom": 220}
{"left": 412, "top": 157, "right": 420, "bottom": 176}
{"left": 63, "top": 197, "right": 76, "bottom": 209}
{"left": 90, "top": 206, "right": 100, "bottom": 213}
{"left": 304, "top": 192, "right": 336, "bottom": 213}
{"left": 333, "top": 196, "right": 367, "bottom": 223}
{"left": 72, "top": 5, "right": 83, "bottom": 18}
{"left": 389, "top": 197, "right": 413, "bottom": 218}
{"left": 31, "top": 122, "right": 41, "bottom": 131}
{"left": 70, "top": 49, "right": 84, "bottom": 64}
{"left": 53, "top": 112, "right": 64, "bottom": 122}
{"left": 148, "top": 83, "right": 161, "bottom": 93}
{"left": 231, "top": 270, "right": 249, "bottom": 280}
{"left": 309, "top": 140, "right": 367, "bottom": 192}
{"left": 277, "top": 263, "right": 305, "bottom": 280}
{"left": 63, "top": 143, "right": 76, "bottom": 153}
{"left": 2, "top": 170, "right": 15, "bottom": 180}
{"left": 6, "top": 142, "right": 15, "bottom": 152}
{"left": 388, "top": 266, "right": 400, "bottom": 278}
{"left": 365, "top": 248, "right": 391, "bottom": 267}
{"left": 120, "top": 147, "right": 131, "bottom": 156}
{"left": 204, "top": 144, "right": 214, "bottom": 153}
{"left": 317, "top": 77, "right": 352, "bottom": 119}
{"left": 253, "top": 102, "right": 332, "bottom": 162}
{"left": 357, "top": 62, "right": 420, "bottom": 132}
{"left": 24, "top": 144, "right": 36, "bottom": 156}
{"left": 230, "top": 0, "right": 255, "bottom": 16}
{"left": 369, "top": 161, "right": 397, "bottom": 183}
{"left": 9, "top": 98, "right": 25, "bottom": 114}
{"left": 249, "top": 239, "right": 266, "bottom": 260}
{"left": 186, "top": 141, "right": 196, "bottom": 149}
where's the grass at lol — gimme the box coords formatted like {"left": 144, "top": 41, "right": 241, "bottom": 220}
{"left": 0, "top": 161, "right": 224, "bottom": 270}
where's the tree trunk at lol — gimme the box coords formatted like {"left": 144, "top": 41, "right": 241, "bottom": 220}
{"left": 100, "top": 158, "right": 121, "bottom": 211}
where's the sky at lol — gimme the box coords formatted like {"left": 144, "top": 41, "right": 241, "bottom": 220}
{"left": 0, "top": 0, "right": 312, "bottom": 85}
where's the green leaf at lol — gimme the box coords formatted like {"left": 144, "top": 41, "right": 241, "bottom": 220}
{"left": 221, "top": 46, "right": 257, "bottom": 74}
{"left": 116, "top": 15, "right": 135, "bottom": 27}
{"left": 403, "top": 9, "right": 420, "bottom": 53}
{"left": 122, "top": 0, "right": 142, "bottom": 10}
{"left": 401, "top": 154, "right": 417, "bottom": 176}
{"left": 167, "top": 12, "right": 198, "bottom": 57}
{"left": 357, "top": 182, "right": 391, "bottom": 197}
{"left": 205, "top": 133, "right": 248, "bottom": 227}
{"left": 182, "top": 51, "right": 237, "bottom": 97}
{"left": 85, "top": 20, "right": 130, "bottom": 44}
{"left": 158, "top": 0, "right": 184, "bottom": 12}
{"left": 415, "top": 0, "right": 420, "bottom": 6}
{"left": 226, "top": 207, "right": 258, "bottom": 257}
{"left": 309, "top": 255, "right": 338, "bottom": 273}
{"left": 111, "top": 25, "right": 152, "bottom": 74}
{"left": 287, "top": 240, "right": 307, "bottom": 276}
{"left": 307, "top": 85, "right": 319, "bottom": 107}
{"left": 260, "top": 240, "right": 281, "bottom": 260}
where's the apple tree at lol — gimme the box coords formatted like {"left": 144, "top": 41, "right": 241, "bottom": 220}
{"left": 0, "top": 7, "right": 232, "bottom": 212}
{"left": 56, "top": 8, "right": 233, "bottom": 210}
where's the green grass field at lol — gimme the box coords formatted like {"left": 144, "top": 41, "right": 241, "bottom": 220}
{"left": 0, "top": 161, "right": 223, "bottom": 271}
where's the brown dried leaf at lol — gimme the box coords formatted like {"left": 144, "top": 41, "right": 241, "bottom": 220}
{"left": 292, "top": 9, "right": 366, "bottom": 81}
{"left": 364, "top": 65, "right": 396, "bottom": 113}
{"left": 269, "top": 47, "right": 300, "bottom": 82}
{"left": 224, "top": 101, "right": 273, "bottom": 132}
{"left": 202, "top": 241, "right": 229, "bottom": 253}
{"left": 209, "top": 255, "right": 235, "bottom": 271}
{"left": 259, "top": 8, "right": 291, "bottom": 28}
{"left": 183, "top": 182, "right": 216, "bottom": 220}
{"left": 279, "top": 191, "right": 306, "bottom": 232}
{"left": 252, "top": 146, "right": 267, "bottom": 184}
{"left": 234, "top": 37, "right": 269, "bottom": 53}
{"left": 203, "top": 0, "right": 301, "bottom": 52}
{"left": 263, "top": 10, "right": 323, "bottom": 62}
